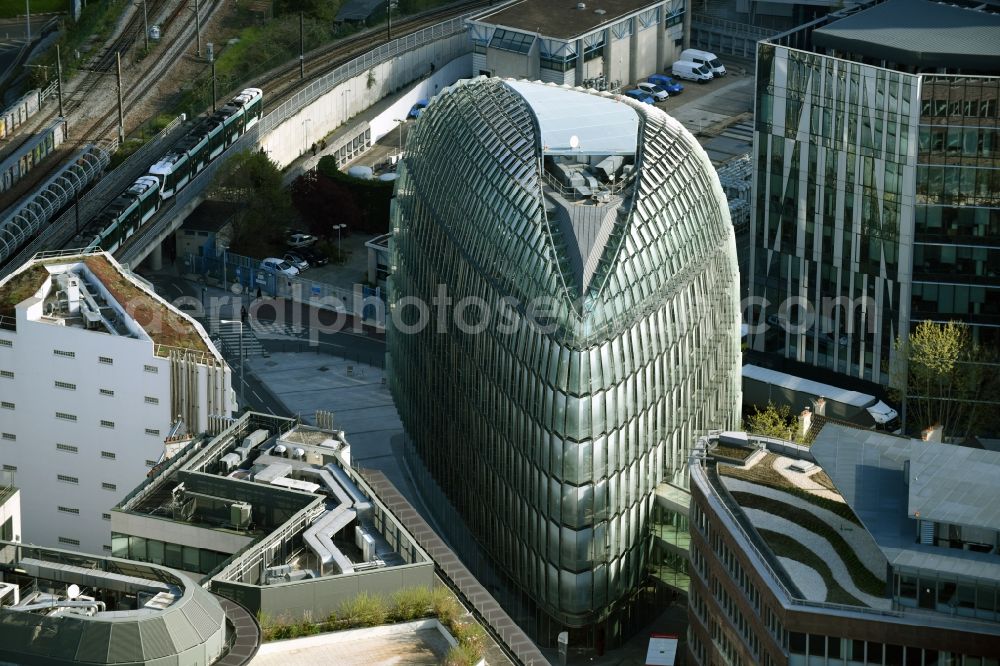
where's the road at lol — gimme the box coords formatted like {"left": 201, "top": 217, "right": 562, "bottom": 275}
{"left": 141, "top": 268, "right": 386, "bottom": 415}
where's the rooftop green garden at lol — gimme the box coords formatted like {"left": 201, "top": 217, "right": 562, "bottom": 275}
{"left": 719, "top": 453, "right": 861, "bottom": 525}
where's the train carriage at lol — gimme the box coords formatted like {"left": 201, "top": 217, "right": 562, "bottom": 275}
{"left": 148, "top": 151, "right": 191, "bottom": 199}
{"left": 128, "top": 176, "right": 160, "bottom": 224}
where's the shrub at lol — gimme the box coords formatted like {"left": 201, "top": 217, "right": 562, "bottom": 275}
{"left": 431, "top": 586, "right": 459, "bottom": 625}
{"left": 444, "top": 642, "right": 482, "bottom": 666}
{"left": 391, "top": 586, "right": 433, "bottom": 621}
{"left": 335, "top": 590, "right": 388, "bottom": 627}
{"left": 451, "top": 620, "right": 487, "bottom": 651}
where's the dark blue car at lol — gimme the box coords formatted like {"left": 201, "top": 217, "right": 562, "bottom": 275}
{"left": 407, "top": 99, "right": 428, "bottom": 119}
{"left": 647, "top": 74, "right": 684, "bottom": 94}
{"left": 625, "top": 89, "right": 655, "bottom": 105}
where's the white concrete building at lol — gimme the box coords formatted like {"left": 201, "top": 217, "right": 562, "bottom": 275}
{"left": 467, "top": 0, "right": 687, "bottom": 88}
{"left": 0, "top": 251, "right": 234, "bottom": 554}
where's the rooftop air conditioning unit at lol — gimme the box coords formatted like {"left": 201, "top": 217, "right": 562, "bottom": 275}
{"left": 230, "top": 502, "right": 252, "bottom": 529}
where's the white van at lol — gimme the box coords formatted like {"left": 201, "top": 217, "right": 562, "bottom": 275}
{"left": 671, "top": 60, "right": 713, "bottom": 83}
{"left": 679, "top": 49, "right": 726, "bottom": 77}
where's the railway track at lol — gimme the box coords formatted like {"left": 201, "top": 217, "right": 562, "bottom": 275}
{"left": 261, "top": 0, "right": 494, "bottom": 113}
{"left": 2, "top": 0, "right": 491, "bottom": 272}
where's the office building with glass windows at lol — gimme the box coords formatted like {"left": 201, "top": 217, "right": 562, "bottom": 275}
{"left": 748, "top": 0, "right": 1000, "bottom": 386}
{"left": 688, "top": 425, "right": 1000, "bottom": 665}
{"left": 387, "top": 77, "right": 741, "bottom": 646}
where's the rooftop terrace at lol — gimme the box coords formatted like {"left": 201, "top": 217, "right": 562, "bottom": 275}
{"left": 0, "top": 252, "right": 213, "bottom": 356}
{"left": 114, "top": 413, "right": 425, "bottom": 588}
{"left": 694, "top": 427, "right": 1000, "bottom": 633}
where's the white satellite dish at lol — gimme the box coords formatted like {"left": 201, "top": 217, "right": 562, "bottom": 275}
{"left": 67, "top": 584, "right": 80, "bottom": 600}
{"left": 569, "top": 135, "right": 580, "bottom": 150}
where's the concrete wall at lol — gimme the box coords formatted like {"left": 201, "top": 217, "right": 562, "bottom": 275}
{"left": 213, "top": 560, "right": 435, "bottom": 621}
{"left": 259, "top": 34, "right": 471, "bottom": 168}
{"left": 0, "top": 489, "right": 20, "bottom": 544}
{"left": 606, "top": 34, "right": 631, "bottom": 84}
{"left": 635, "top": 25, "right": 659, "bottom": 75}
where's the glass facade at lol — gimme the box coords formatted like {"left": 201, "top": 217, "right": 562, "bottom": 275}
{"left": 914, "top": 76, "right": 1000, "bottom": 346}
{"left": 388, "top": 78, "right": 741, "bottom": 639}
{"left": 751, "top": 41, "right": 1000, "bottom": 384}
{"left": 750, "top": 44, "right": 920, "bottom": 383}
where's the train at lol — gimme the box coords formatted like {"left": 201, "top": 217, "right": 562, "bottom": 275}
{"left": 78, "top": 87, "right": 263, "bottom": 253}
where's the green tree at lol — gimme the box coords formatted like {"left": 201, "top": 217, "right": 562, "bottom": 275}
{"left": 210, "top": 150, "right": 292, "bottom": 258}
{"left": 744, "top": 402, "right": 801, "bottom": 441}
{"left": 891, "top": 320, "right": 1000, "bottom": 440}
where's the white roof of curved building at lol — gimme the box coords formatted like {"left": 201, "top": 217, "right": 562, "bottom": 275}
{"left": 504, "top": 80, "right": 639, "bottom": 156}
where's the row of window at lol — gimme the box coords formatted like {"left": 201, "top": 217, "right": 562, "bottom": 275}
{"left": 56, "top": 475, "right": 116, "bottom": 490}
{"left": 4, "top": 350, "right": 160, "bottom": 373}
{"left": 55, "top": 440, "right": 158, "bottom": 461}
{"left": 50, "top": 380, "right": 159, "bottom": 404}
{"left": 713, "top": 576, "right": 760, "bottom": 660}
{"left": 58, "top": 507, "right": 112, "bottom": 520}
{"left": 112, "top": 533, "right": 230, "bottom": 575}
{"left": 788, "top": 631, "right": 998, "bottom": 666}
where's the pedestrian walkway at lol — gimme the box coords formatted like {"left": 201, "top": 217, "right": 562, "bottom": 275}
{"left": 213, "top": 319, "right": 265, "bottom": 358}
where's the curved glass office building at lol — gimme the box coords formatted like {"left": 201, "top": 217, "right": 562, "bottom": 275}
{"left": 387, "top": 77, "right": 741, "bottom": 644}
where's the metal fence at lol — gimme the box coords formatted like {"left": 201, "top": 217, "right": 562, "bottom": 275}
{"left": 0, "top": 115, "right": 187, "bottom": 278}
{"left": 0, "top": 144, "right": 108, "bottom": 266}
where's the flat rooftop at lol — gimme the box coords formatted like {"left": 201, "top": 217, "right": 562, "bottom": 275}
{"left": 252, "top": 623, "right": 453, "bottom": 665}
{"left": 812, "top": 0, "right": 1000, "bottom": 71}
{"left": 473, "top": 0, "right": 660, "bottom": 41}
{"left": 811, "top": 424, "right": 1000, "bottom": 584}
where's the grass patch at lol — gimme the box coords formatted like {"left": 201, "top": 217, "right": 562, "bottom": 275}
{"left": 83, "top": 256, "right": 210, "bottom": 355}
{"left": 0, "top": 264, "right": 48, "bottom": 320}
{"left": 260, "top": 585, "right": 485, "bottom": 664}
{"left": 712, "top": 444, "right": 752, "bottom": 461}
{"left": 732, "top": 491, "right": 885, "bottom": 597}
{"left": 757, "top": 529, "right": 864, "bottom": 606}
{"left": 719, "top": 453, "right": 861, "bottom": 525}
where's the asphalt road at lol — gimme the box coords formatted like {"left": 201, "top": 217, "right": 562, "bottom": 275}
{"left": 142, "top": 269, "right": 386, "bottom": 415}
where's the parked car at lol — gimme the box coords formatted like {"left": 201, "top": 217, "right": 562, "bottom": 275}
{"left": 646, "top": 74, "right": 684, "bottom": 94}
{"left": 283, "top": 252, "right": 310, "bottom": 272}
{"left": 261, "top": 257, "right": 300, "bottom": 277}
{"left": 671, "top": 60, "right": 713, "bottom": 84}
{"left": 624, "top": 89, "right": 655, "bottom": 104}
{"left": 286, "top": 232, "right": 317, "bottom": 248}
{"left": 636, "top": 82, "right": 669, "bottom": 101}
{"left": 679, "top": 48, "right": 726, "bottom": 77}
{"left": 297, "top": 246, "right": 328, "bottom": 267}
{"left": 407, "top": 99, "right": 428, "bottom": 119}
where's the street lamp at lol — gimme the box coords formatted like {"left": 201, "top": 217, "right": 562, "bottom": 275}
{"left": 332, "top": 223, "right": 346, "bottom": 259}
{"left": 393, "top": 118, "right": 405, "bottom": 161}
{"left": 220, "top": 319, "right": 244, "bottom": 411}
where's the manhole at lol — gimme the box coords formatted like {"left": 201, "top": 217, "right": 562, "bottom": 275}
{"left": 318, "top": 366, "right": 329, "bottom": 372}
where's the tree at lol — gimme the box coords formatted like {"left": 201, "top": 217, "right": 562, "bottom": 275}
{"left": 210, "top": 150, "right": 293, "bottom": 258}
{"left": 744, "top": 402, "right": 801, "bottom": 442}
{"left": 891, "top": 320, "right": 1000, "bottom": 441}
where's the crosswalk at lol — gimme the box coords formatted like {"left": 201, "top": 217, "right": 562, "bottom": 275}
{"left": 213, "top": 320, "right": 264, "bottom": 359}
{"left": 719, "top": 120, "right": 754, "bottom": 143}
